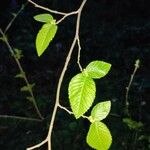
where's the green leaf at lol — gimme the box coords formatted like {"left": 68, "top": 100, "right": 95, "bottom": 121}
{"left": 20, "top": 83, "right": 35, "bottom": 92}
{"left": 86, "top": 122, "right": 112, "bottom": 150}
{"left": 11, "top": 13, "right": 17, "bottom": 17}
{"left": 15, "top": 72, "right": 25, "bottom": 79}
{"left": 14, "top": 48, "right": 23, "bottom": 59}
{"left": 34, "top": 14, "right": 53, "bottom": 23}
{"left": 36, "top": 23, "right": 58, "bottom": 56}
{"left": 26, "top": 96, "right": 34, "bottom": 102}
{"left": 90, "top": 101, "right": 111, "bottom": 122}
{"left": 20, "top": 86, "right": 29, "bottom": 92}
{"left": 69, "top": 73, "right": 96, "bottom": 119}
{"left": 0, "top": 37, "right": 5, "bottom": 42}
{"left": 85, "top": 61, "right": 111, "bottom": 79}
{"left": 123, "top": 118, "right": 143, "bottom": 130}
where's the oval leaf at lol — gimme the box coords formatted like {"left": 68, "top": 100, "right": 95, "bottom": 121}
{"left": 36, "top": 23, "right": 58, "bottom": 56}
{"left": 69, "top": 73, "right": 96, "bottom": 119}
{"left": 86, "top": 122, "right": 112, "bottom": 150}
{"left": 91, "top": 101, "right": 111, "bottom": 122}
{"left": 34, "top": 14, "right": 53, "bottom": 23}
{"left": 85, "top": 61, "right": 111, "bottom": 79}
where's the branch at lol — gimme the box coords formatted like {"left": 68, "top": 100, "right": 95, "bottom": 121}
{"left": 28, "top": 0, "right": 78, "bottom": 25}
{"left": 58, "top": 104, "right": 73, "bottom": 115}
{"left": 58, "top": 104, "right": 120, "bottom": 119}
{"left": 77, "top": 37, "right": 83, "bottom": 71}
{"left": 47, "top": 0, "right": 87, "bottom": 146}
{"left": 28, "top": 0, "right": 68, "bottom": 15}
{"left": 47, "top": 0, "right": 87, "bottom": 149}
{"left": 56, "top": 10, "right": 78, "bottom": 24}
{"left": 0, "top": 29, "right": 44, "bottom": 120}
{"left": 4, "top": 2, "right": 28, "bottom": 33}
{"left": 26, "top": 0, "right": 87, "bottom": 149}
{"left": 27, "top": 139, "right": 47, "bottom": 150}
{"left": 125, "top": 59, "right": 140, "bottom": 116}
{"left": 58, "top": 104, "right": 89, "bottom": 120}
{"left": 0, "top": 115, "right": 42, "bottom": 122}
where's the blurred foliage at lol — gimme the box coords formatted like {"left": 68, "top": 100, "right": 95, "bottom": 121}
{"left": 0, "top": 0, "right": 150, "bottom": 149}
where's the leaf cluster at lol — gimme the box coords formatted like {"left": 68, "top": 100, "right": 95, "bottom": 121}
{"left": 68, "top": 61, "right": 112, "bottom": 149}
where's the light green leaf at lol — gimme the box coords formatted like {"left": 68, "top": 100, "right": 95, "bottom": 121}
{"left": 90, "top": 101, "right": 111, "bottom": 122}
{"left": 86, "top": 122, "right": 112, "bottom": 150}
{"left": 36, "top": 23, "right": 58, "bottom": 56}
{"left": 34, "top": 14, "right": 53, "bottom": 23}
{"left": 85, "top": 61, "right": 111, "bottom": 79}
{"left": 69, "top": 73, "right": 96, "bottom": 119}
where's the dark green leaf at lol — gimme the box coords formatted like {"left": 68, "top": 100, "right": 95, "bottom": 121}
{"left": 26, "top": 96, "right": 34, "bottom": 102}
{"left": 20, "top": 83, "right": 35, "bottom": 92}
{"left": 123, "top": 118, "right": 143, "bottom": 130}
{"left": 15, "top": 72, "right": 25, "bottom": 79}
{"left": 14, "top": 48, "right": 23, "bottom": 59}
{"left": 20, "top": 86, "right": 30, "bottom": 92}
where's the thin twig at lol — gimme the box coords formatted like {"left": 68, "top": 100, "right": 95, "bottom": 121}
{"left": 58, "top": 104, "right": 90, "bottom": 120}
{"left": 28, "top": 0, "right": 78, "bottom": 25}
{"left": 56, "top": 11, "right": 78, "bottom": 24}
{"left": 26, "top": 0, "right": 87, "bottom": 149}
{"left": 59, "top": 104, "right": 120, "bottom": 119}
{"left": 0, "top": 115, "right": 42, "bottom": 122}
{"left": 27, "top": 139, "right": 47, "bottom": 150}
{"left": 28, "top": 0, "right": 67, "bottom": 15}
{"left": 0, "top": 29, "right": 44, "bottom": 120}
{"left": 47, "top": 0, "right": 87, "bottom": 148}
{"left": 58, "top": 104, "right": 73, "bottom": 115}
{"left": 125, "top": 59, "right": 140, "bottom": 116}
{"left": 4, "top": 2, "right": 28, "bottom": 33}
{"left": 77, "top": 37, "right": 83, "bottom": 71}
{"left": 110, "top": 113, "right": 120, "bottom": 117}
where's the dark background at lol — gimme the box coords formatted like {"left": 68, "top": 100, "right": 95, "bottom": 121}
{"left": 0, "top": 0, "right": 150, "bottom": 149}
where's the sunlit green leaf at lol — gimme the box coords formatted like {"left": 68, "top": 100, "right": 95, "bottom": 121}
{"left": 69, "top": 73, "right": 96, "bottom": 119}
{"left": 90, "top": 101, "right": 111, "bottom": 122}
{"left": 85, "top": 61, "right": 111, "bottom": 79}
{"left": 34, "top": 14, "right": 53, "bottom": 23}
{"left": 86, "top": 122, "right": 112, "bottom": 150}
{"left": 36, "top": 23, "right": 58, "bottom": 56}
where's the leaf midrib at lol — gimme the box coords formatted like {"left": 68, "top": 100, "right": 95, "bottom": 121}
{"left": 40, "top": 24, "right": 52, "bottom": 51}
{"left": 76, "top": 75, "right": 87, "bottom": 116}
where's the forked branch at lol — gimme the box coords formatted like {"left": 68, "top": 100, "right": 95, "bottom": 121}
{"left": 125, "top": 59, "right": 140, "bottom": 116}
{"left": 27, "top": 0, "right": 87, "bottom": 149}
{"left": 0, "top": 29, "right": 44, "bottom": 120}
